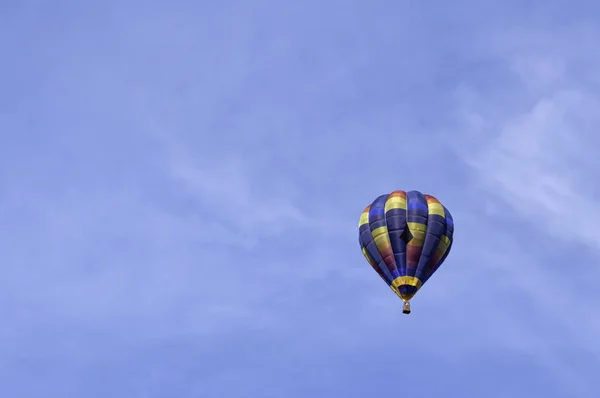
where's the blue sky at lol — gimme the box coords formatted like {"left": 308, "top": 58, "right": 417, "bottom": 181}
{"left": 2, "top": 0, "right": 599, "bottom": 397}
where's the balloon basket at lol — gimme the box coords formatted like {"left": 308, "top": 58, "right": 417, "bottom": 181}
{"left": 402, "top": 301, "right": 411, "bottom": 314}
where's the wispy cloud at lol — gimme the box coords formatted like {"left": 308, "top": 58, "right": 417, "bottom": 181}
{"left": 452, "top": 23, "right": 600, "bottom": 394}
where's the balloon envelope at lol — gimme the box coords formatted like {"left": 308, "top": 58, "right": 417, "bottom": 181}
{"left": 358, "top": 190, "right": 454, "bottom": 309}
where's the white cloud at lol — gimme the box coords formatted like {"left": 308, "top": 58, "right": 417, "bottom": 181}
{"left": 451, "top": 26, "right": 600, "bottom": 393}
{"left": 458, "top": 25, "right": 600, "bottom": 250}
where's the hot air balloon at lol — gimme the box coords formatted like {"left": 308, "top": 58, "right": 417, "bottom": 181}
{"left": 358, "top": 190, "right": 454, "bottom": 314}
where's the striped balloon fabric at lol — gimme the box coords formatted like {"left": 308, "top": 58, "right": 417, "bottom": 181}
{"left": 358, "top": 190, "right": 454, "bottom": 314}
